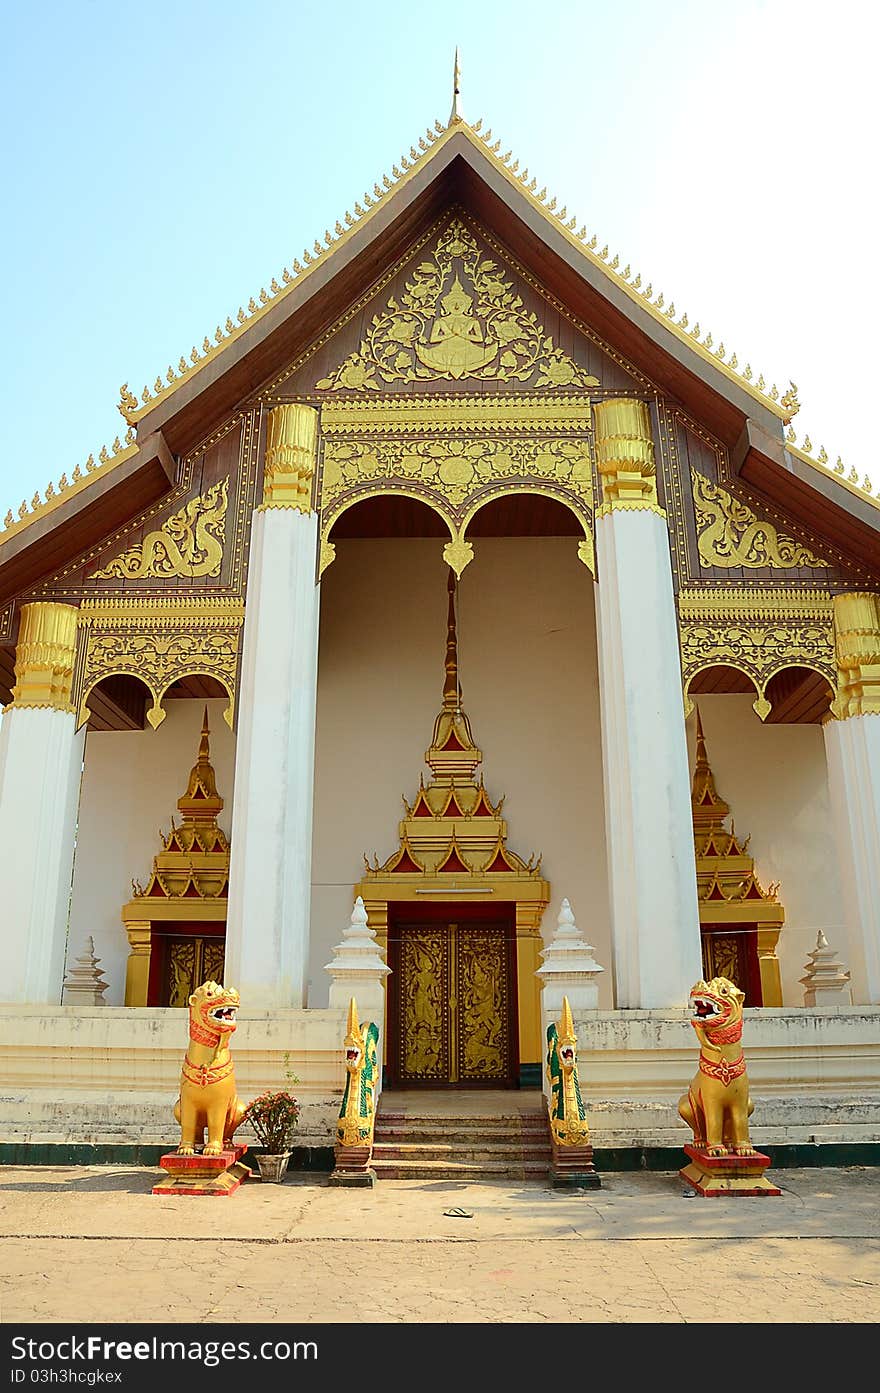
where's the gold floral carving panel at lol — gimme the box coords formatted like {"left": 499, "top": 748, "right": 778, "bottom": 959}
{"left": 91, "top": 478, "right": 229, "bottom": 580}
{"left": 75, "top": 599, "right": 245, "bottom": 730}
{"left": 691, "top": 470, "right": 828, "bottom": 570}
{"left": 679, "top": 587, "right": 836, "bottom": 718}
{"left": 316, "top": 219, "right": 599, "bottom": 392}
{"left": 323, "top": 436, "right": 592, "bottom": 511}
{"left": 318, "top": 395, "right": 595, "bottom": 577}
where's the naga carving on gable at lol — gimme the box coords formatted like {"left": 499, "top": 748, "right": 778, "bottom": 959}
{"left": 91, "top": 477, "right": 229, "bottom": 580}
{"left": 691, "top": 469, "right": 828, "bottom": 570}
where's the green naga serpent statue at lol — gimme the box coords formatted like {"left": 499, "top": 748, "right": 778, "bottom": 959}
{"left": 545, "top": 996, "right": 600, "bottom": 1187}
{"left": 546, "top": 996, "right": 590, "bottom": 1146}
{"left": 336, "top": 996, "right": 380, "bottom": 1147}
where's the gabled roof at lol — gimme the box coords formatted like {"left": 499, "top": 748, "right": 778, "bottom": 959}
{"left": 2, "top": 106, "right": 878, "bottom": 597}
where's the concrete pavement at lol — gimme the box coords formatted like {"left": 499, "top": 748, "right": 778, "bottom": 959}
{"left": 1, "top": 1162, "right": 878, "bottom": 1323}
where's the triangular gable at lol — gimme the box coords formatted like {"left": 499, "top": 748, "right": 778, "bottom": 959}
{"left": 2, "top": 111, "right": 879, "bottom": 598}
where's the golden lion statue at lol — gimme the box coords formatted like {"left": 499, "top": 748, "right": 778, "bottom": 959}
{"left": 173, "top": 980, "right": 247, "bottom": 1157}
{"left": 677, "top": 976, "right": 756, "bottom": 1158}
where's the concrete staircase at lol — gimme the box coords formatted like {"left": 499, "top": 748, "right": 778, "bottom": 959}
{"left": 372, "top": 1093, "right": 551, "bottom": 1180}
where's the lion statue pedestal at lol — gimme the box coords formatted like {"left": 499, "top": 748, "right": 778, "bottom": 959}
{"left": 153, "top": 980, "right": 251, "bottom": 1197}
{"left": 677, "top": 977, "right": 780, "bottom": 1197}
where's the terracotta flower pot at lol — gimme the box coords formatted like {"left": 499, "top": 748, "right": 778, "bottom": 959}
{"left": 255, "top": 1151, "right": 291, "bottom": 1183}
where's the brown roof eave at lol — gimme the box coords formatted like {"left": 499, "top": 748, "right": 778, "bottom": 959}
{"left": 732, "top": 420, "right": 880, "bottom": 573}
{"left": 0, "top": 431, "right": 176, "bottom": 605}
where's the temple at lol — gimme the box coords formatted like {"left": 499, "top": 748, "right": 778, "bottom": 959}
{"left": 1, "top": 68, "right": 878, "bottom": 1161}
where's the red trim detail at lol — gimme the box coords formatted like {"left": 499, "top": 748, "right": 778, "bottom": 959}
{"left": 438, "top": 846, "right": 470, "bottom": 874}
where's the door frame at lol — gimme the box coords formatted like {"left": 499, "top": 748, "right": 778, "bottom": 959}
{"left": 385, "top": 900, "right": 519, "bottom": 1089}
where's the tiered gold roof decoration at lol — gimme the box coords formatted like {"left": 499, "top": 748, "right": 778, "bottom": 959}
{"left": 125, "top": 708, "right": 230, "bottom": 909}
{"left": 361, "top": 570, "right": 545, "bottom": 891}
{"left": 691, "top": 707, "right": 784, "bottom": 931}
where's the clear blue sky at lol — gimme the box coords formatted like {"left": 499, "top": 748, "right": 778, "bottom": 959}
{"left": 1, "top": 0, "right": 877, "bottom": 514}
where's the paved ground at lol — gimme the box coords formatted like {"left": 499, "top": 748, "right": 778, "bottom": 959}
{"left": 1, "top": 1162, "right": 879, "bottom": 1324}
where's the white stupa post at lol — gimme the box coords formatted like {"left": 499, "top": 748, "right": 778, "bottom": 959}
{"left": 593, "top": 399, "right": 703, "bottom": 1008}
{"left": 0, "top": 602, "right": 85, "bottom": 1004}
{"left": 62, "top": 935, "right": 109, "bottom": 1006}
{"left": 325, "top": 896, "right": 391, "bottom": 1091}
{"left": 823, "top": 592, "right": 880, "bottom": 1004}
{"left": 225, "top": 404, "right": 321, "bottom": 1008}
{"left": 536, "top": 898, "right": 605, "bottom": 1102}
{"left": 800, "top": 930, "right": 853, "bottom": 1007}
{"left": 537, "top": 897, "right": 605, "bottom": 1017}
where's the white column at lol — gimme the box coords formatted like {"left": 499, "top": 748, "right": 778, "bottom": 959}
{"left": 824, "top": 718, "right": 880, "bottom": 1003}
{"left": 225, "top": 404, "right": 320, "bottom": 1008}
{"left": 593, "top": 399, "right": 702, "bottom": 1008}
{"left": 823, "top": 593, "right": 880, "bottom": 1005}
{"left": 0, "top": 603, "right": 84, "bottom": 1003}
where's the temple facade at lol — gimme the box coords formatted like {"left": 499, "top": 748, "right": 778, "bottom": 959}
{"left": 0, "top": 96, "right": 878, "bottom": 1150}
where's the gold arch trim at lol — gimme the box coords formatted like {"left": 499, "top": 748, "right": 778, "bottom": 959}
{"left": 318, "top": 392, "right": 595, "bottom": 578}
{"left": 683, "top": 659, "right": 836, "bottom": 723}
{"left": 74, "top": 599, "right": 244, "bottom": 731}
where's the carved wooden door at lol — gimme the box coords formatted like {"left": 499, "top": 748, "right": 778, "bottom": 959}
{"left": 701, "top": 927, "right": 762, "bottom": 1006}
{"left": 391, "top": 919, "right": 516, "bottom": 1087}
{"left": 160, "top": 936, "right": 226, "bottom": 1007}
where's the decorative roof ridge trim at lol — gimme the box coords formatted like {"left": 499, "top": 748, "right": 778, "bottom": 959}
{"left": 465, "top": 120, "right": 796, "bottom": 426}
{"left": 0, "top": 435, "right": 138, "bottom": 549}
{"left": 122, "top": 118, "right": 463, "bottom": 427}
{"left": 783, "top": 431, "right": 879, "bottom": 513}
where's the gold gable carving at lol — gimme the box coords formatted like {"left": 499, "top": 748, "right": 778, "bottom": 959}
{"left": 691, "top": 469, "right": 828, "bottom": 570}
{"left": 90, "top": 477, "right": 229, "bottom": 580}
{"left": 316, "top": 218, "right": 600, "bottom": 392}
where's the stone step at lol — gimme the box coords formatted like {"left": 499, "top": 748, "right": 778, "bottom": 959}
{"left": 372, "top": 1157, "right": 550, "bottom": 1180}
{"left": 373, "top": 1142, "right": 551, "bottom": 1162}
{"left": 377, "top": 1113, "right": 546, "bottom": 1128}
{"left": 374, "top": 1124, "right": 548, "bottom": 1142}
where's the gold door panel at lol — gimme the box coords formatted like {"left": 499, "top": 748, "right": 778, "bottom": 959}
{"left": 394, "top": 921, "right": 514, "bottom": 1086}
{"left": 161, "top": 936, "right": 226, "bottom": 1008}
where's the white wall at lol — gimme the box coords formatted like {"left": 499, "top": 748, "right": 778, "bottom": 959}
{"left": 66, "top": 698, "right": 236, "bottom": 1003}
{"left": 309, "top": 536, "right": 611, "bottom": 1005}
{"left": 686, "top": 695, "right": 844, "bottom": 1004}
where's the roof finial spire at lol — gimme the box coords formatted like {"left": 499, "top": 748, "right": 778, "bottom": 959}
{"left": 442, "top": 567, "right": 460, "bottom": 710}
{"left": 449, "top": 46, "right": 462, "bottom": 125}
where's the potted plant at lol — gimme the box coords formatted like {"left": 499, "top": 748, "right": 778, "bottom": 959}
{"left": 243, "top": 1088, "right": 301, "bottom": 1183}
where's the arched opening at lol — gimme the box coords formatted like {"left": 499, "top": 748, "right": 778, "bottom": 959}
{"left": 686, "top": 676, "right": 842, "bottom": 1009}
{"left": 763, "top": 666, "right": 834, "bottom": 724}
{"left": 464, "top": 492, "right": 584, "bottom": 537}
{"left": 83, "top": 673, "right": 153, "bottom": 731}
{"left": 312, "top": 487, "right": 606, "bottom": 1089}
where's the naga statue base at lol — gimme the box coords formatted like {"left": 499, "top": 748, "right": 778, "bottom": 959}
{"left": 679, "top": 1143, "right": 781, "bottom": 1197}
{"left": 153, "top": 1143, "right": 251, "bottom": 1197}
{"left": 549, "top": 1137, "right": 601, "bottom": 1190}
{"left": 329, "top": 1144, "right": 377, "bottom": 1187}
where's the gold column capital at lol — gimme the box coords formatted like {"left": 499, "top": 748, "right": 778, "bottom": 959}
{"left": 832, "top": 591, "right": 880, "bottom": 718}
{"left": 593, "top": 398, "right": 661, "bottom": 513}
{"left": 260, "top": 402, "right": 319, "bottom": 512}
{"left": 9, "top": 601, "right": 79, "bottom": 711}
